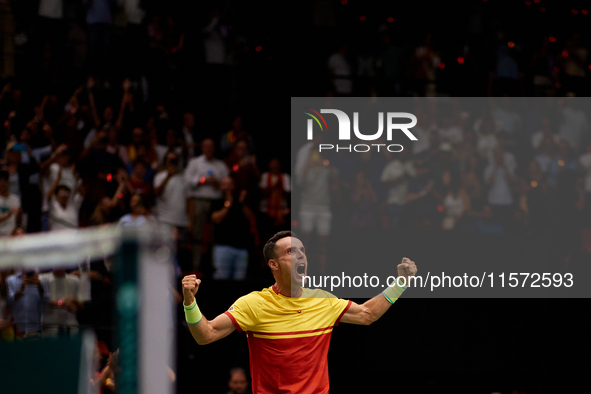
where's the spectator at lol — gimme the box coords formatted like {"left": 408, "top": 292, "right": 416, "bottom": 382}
{"left": 492, "top": 97, "right": 522, "bottom": 135}
{"left": 409, "top": 34, "right": 439, "bottom": 96}
{"left": 484, "top": 146, "right": 516, "bottom": 230}
{"left": 89, "top": 175, "right": 126, "bottom": 225}
{"left": 441, "top": 170, "right": 470, "bottom": 230}
{"left": 259, "top": 158, "right": 291, "bottom": 233}
{"left": 381, "top": 151, "right": 416, "bottom": 231}
{"left": 155, "top": 128, "right": 186, "bottom": 171}
{"left": 227, "top": 367, "right": 249, "bottom": 394}
{"left": 411, "top": 108, "right": 437, "bottom": 156}
{"left": 328, "top": 45, "right": 352, "bottom": 95}
{"left": 350, "top": 171, "right": 377, "bottom": 229}
{"left": 559, "top": 34, "right": 589, "bottom": 95}
{"left": 125, "top": 127, "right": 158, "bottom": 166}
{"left": 118, "top": 194, "right": 154, "bottom": 227}
{"left": 154, "top": 151, "right": 188, "bottom": 265}
{"left": 455, "top": 130, "right": 478, "bottom": 175}
{"left": 530, "top": 37, "right": 555, "bottom": 94}
{"left": 79, "top": 128, "right": 125, "bottom": 208}
{"left": 127, "top": 159, "right": 153, "bottom": 199}
{"left": 181, "top": 112, "right": 196, "bottom": 160}
{"left": 298, "top": 149, "right": 337, "bottom": 273}
{"left": 475, "top": 116, "right": 498, "bottom": 159}
{"left": 558, "top": 98, "right": 589, "bottom": 151}
{"left": 225, "top": 139, "right": 260, "bottom": 207}
{"left": 535, "top": 136, "right": 556, "bottom": 174}
{"left": 405, "top": 160, "right": 437, "bottom": 229}
{"left": 184, "top": 138, "right": 229, "bottom": 271}
{"left": 519, "top": 159, "right": 550, "bottom": 230}
{"left": 220, "top": 116, "right": 254, "bottom": 156}
{"left": 6, "top": 270, "right": 48, "bottom": 338}
{"left": 210, "top": 177, "right": 255, "bottom": 281}
{"left": 47, "top": 168, "right": 83, "bottom": 231}
{"left": 462, "top": 155, "right": 484, "bottom": 204}
{"left": 0, "top": 170, "right": 21, "bottom": 236}
{"left": 474, "top": 204, "right": 504, "bottom": 235}
{"left": 438, "top": 114, "right": 463, "bottom": 145}
{"left": 531, "top": 116, "right": 559, "bottom": 151}
{"left": 39, "top": 268, "right": 83, "bottom": 336}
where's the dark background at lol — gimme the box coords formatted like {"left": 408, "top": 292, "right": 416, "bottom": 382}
{"left": 0, "top": 0, "right": 590, "bottom": 392}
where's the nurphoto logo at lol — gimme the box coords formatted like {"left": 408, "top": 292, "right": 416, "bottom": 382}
{"left": 303, "top": 108, "right": 418, "bottom": 153}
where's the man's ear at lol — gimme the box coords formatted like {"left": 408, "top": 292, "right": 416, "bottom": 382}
{"left": 267, "top": 259, "right": 278, "bottom": 271}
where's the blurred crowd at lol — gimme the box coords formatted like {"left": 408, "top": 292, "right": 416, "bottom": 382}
{"left": 294, "top": 97, "right": 591, "bottom": 274}
{"left": 0, "top": 1, "right": 589, "bottom": 393}
{"left": 0, "top": 2, "right": 291, "bottom": 351}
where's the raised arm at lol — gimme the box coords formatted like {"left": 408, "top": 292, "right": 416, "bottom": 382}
{"left": 115, "top": 79, "right": 133, "bottom": 129}
{"left": 340, "top": 258, "right": 417, "bottom": 325}
{"left": 181, "top": 275, "right": 236, "bottom": 345}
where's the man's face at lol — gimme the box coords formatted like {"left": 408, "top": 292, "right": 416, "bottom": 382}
{"left": 235, "top": 141, "right": 247, "bottom": 158}
{"left": 132, "top": 128, "right": 144, "bottom": 144}
{"left": 269, "top": 159, "right": 280, "bottom": 174}
{"left": 228, "top": 372, "right": 248, "bottom": 394}
{"left": 184, "top": 113, "right": 194, "bottom": 128}
{"left": 104, "top": 106, "right": 114, "bottom": 122}
{"left": 220, "top": 177, "right": 234, "bottom": 193}
{"left": 57, "top": 188, "right": 70, "bottom": 207}
{"left": 166, "top": 153, "right": 178, "bottom": 169}
{"left": 273, "top": 237, "right": 307, "bottom": 286}
{"left": 202, "top": 139, "right": 215, "bottom": 159}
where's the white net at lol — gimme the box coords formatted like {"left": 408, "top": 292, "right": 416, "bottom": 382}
{"left": 0, "top": 224, "right": 175, "bottom": 394}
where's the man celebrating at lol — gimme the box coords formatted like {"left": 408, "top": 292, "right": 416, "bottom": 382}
{"left": 181, "top": 231, "right": 417, "bottom": 393}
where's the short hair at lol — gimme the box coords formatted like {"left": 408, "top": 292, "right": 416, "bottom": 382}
{"left": 133, "top": 158, "right": 147, "bottom": 169}
{"left": 229, "top": 367, "right": 247, "bottom": 379}
{"left": 263, "top": 231, "right": 297, "bottom": 264}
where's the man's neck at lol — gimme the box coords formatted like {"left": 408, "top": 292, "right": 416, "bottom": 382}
{"left": 273, "top": 282, "right": 302, "bottom": 298}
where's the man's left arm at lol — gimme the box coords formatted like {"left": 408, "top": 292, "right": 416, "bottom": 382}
{"left": 340, "top": 258, "right": 417, "bottom": 325}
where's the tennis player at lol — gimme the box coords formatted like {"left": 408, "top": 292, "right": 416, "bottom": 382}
{"left": 182, "top": 231, "right": 417, "bottom": 393}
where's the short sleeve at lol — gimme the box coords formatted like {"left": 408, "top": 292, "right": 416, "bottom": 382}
{"left": 153, "top": 171, "right": 167, "bottom": 188}
{"left": 283, "top": 174, "right": 292, "bottom": 192}
{"left": 332, "top": 298, "right": 352, "bottom": 326}
{"left": 224, "top": 294, "right": 258, "bottom": 333}
{"left": 310, "top": 289, "right": 352, "bottom": 326}
{"left": 259, "top": 173, "right": 268, "bottom": 189}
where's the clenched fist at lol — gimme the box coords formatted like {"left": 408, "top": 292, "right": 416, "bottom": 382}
{"left": 397, "top": 257, "right": 418, "bottom": 286}
{"left": 181, "top": 275, "right": 201, "bottom": 305}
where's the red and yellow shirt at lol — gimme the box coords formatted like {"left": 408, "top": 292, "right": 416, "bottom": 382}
{"left": 224, "top": 285, "right": 352, "bottom": 394}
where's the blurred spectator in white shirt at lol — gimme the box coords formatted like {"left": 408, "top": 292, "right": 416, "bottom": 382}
{"left": 0, "top": 171, "right": 22, "bottom": 237}
{"left": 184, "top": 139, "right": 229, "bottom": 270}
{"left": 154, "top": 151, "right": 188, "bottom": 229}
{"left": 475, "top": 117, "right": 498, "bottom": 159}
{"left": 381, "top": 152, "right": 416, "bottom": 230}
{"left": 47, "top": 168, "right": 82, "bottom": 231}
{"left": 531, "top": 116, "right": 560, "bottom": 151}
{"left": 39, "top": 268, "right": 83, "bottom": 336}
{"left": 328, "top": 45, "right": 352, "bottom": 95}
{"left": 558, "top": 99, "right": 589, "bottom": 150}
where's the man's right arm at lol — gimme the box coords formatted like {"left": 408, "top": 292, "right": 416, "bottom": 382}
{"left": 182, "top": 275, "right": 236, "bottom": 345}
